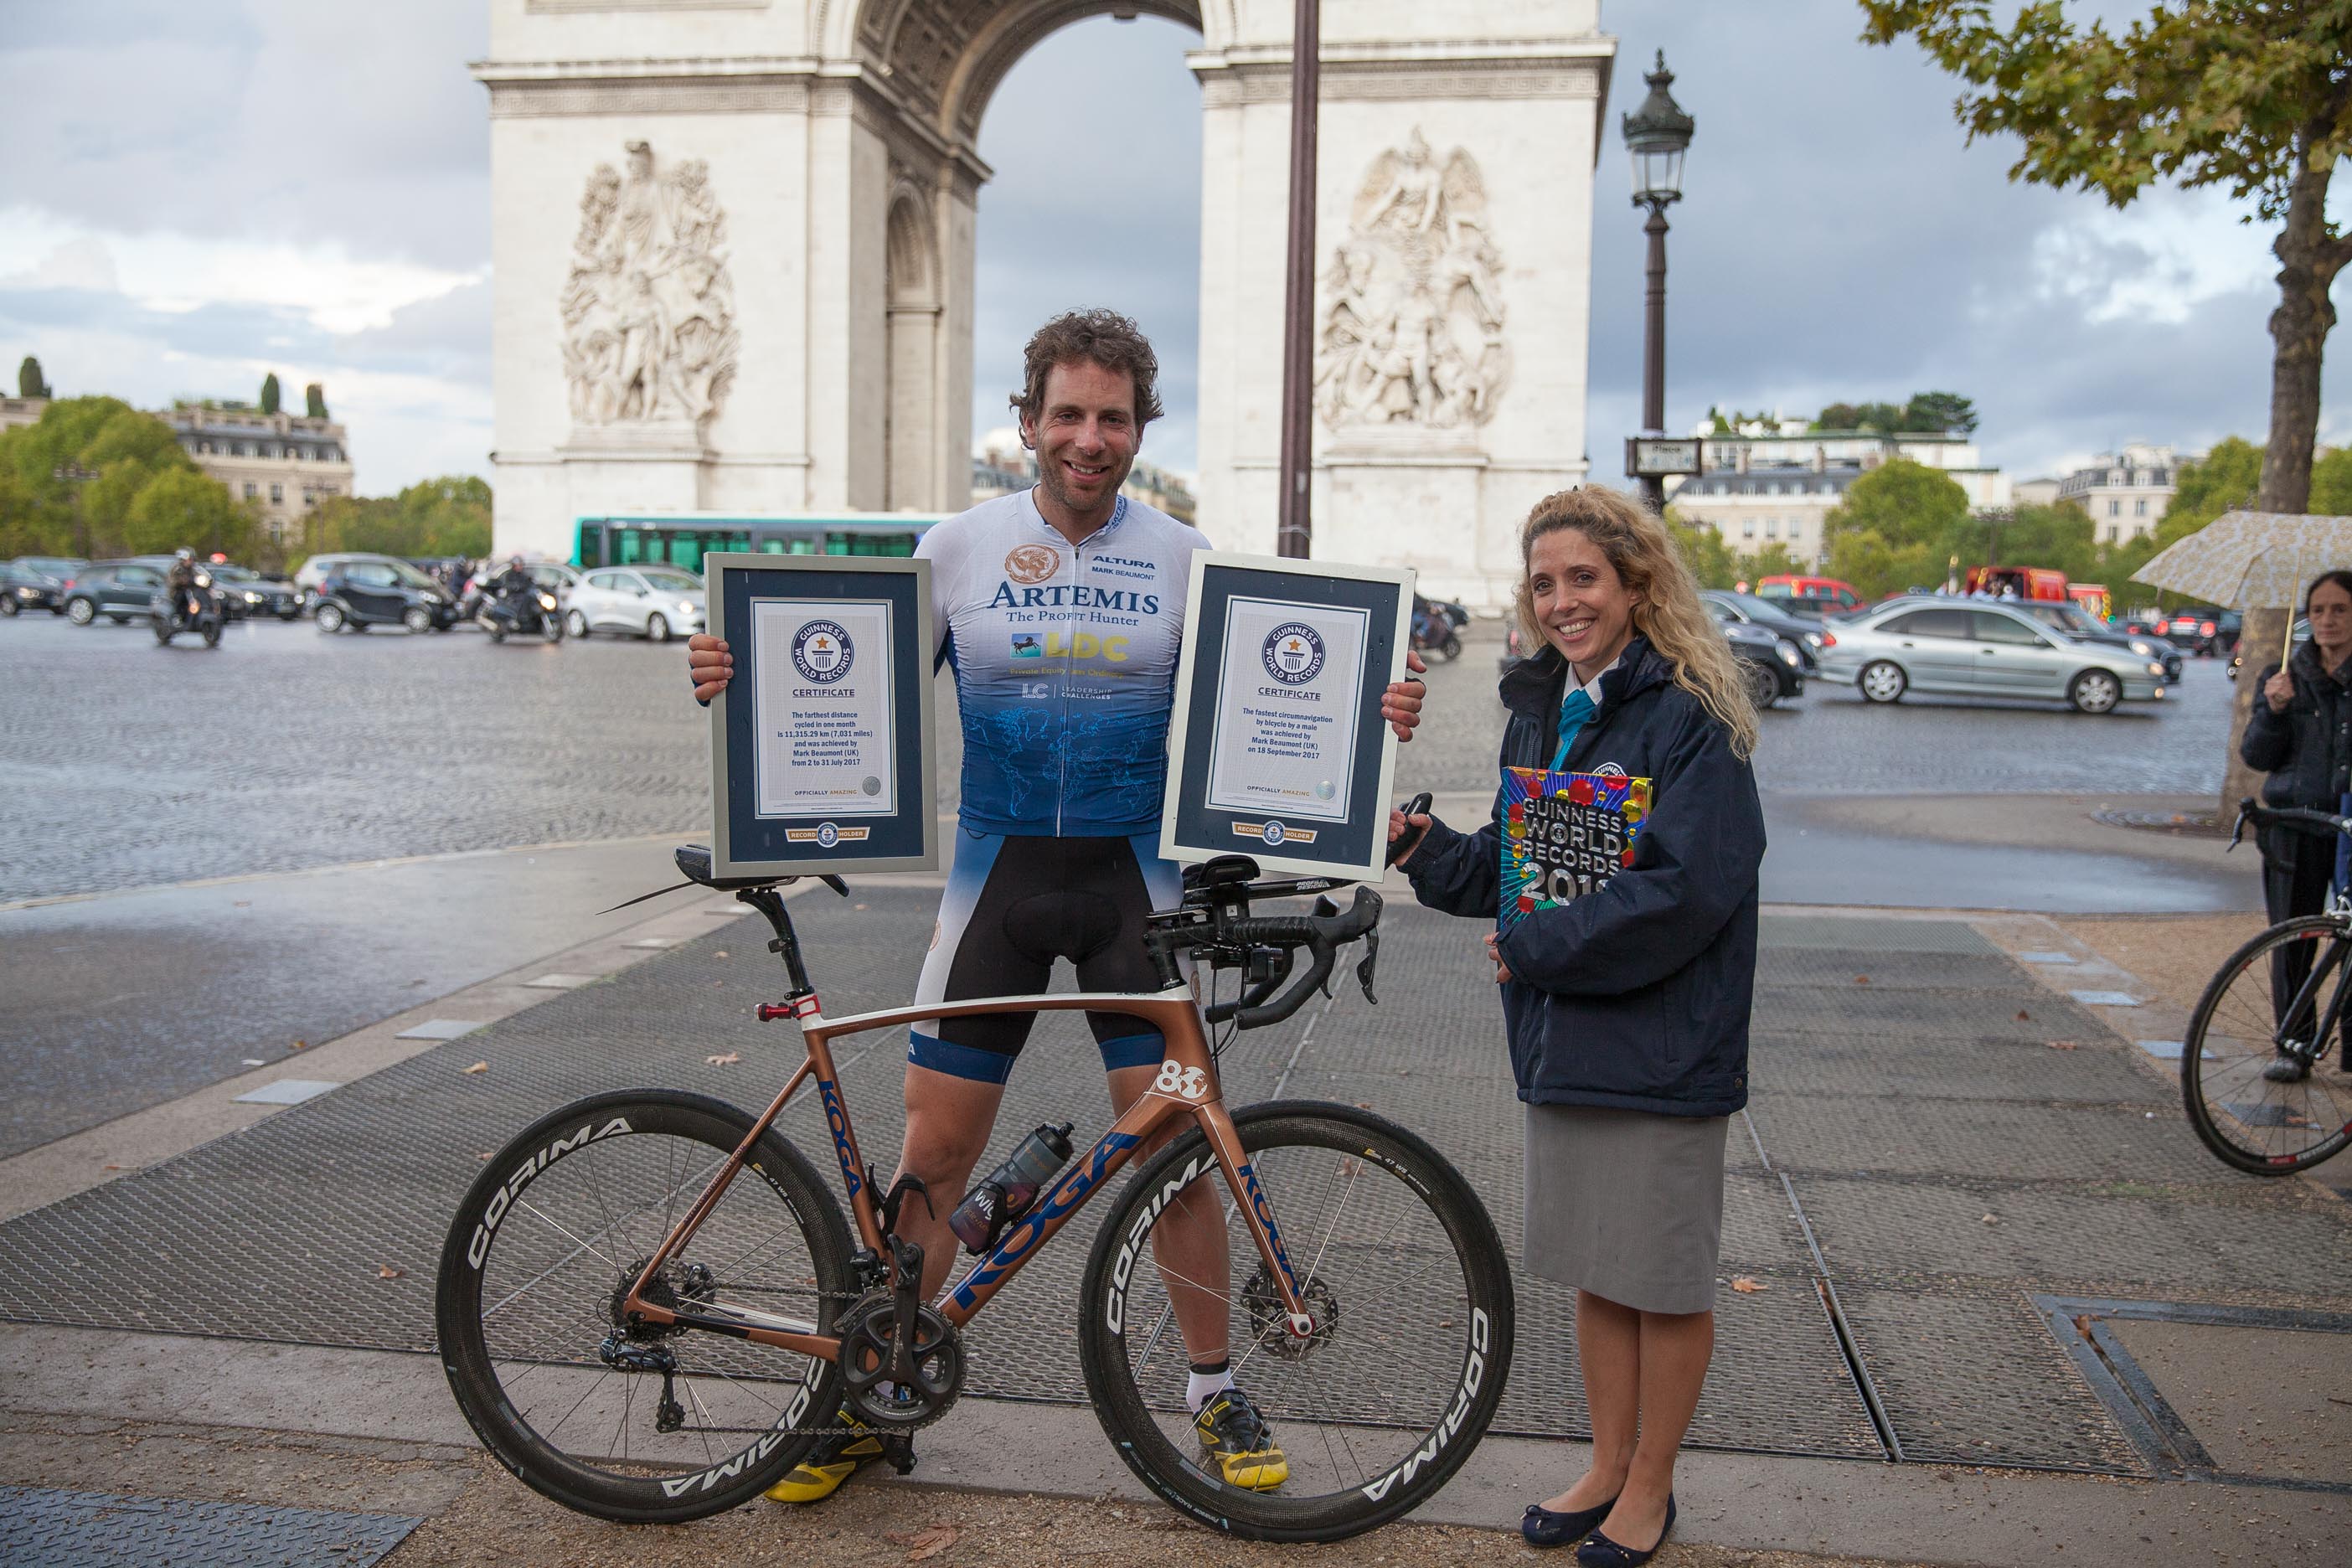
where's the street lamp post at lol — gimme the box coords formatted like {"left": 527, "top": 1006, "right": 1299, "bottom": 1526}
{"left": 1622, "top": 51, "right": 1694, "bottom": 516}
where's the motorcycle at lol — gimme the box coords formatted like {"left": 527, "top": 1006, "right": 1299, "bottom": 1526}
{"left": 481, "top": 580, "right": 566, "bottom": 645}
{"left": 1411, "top": 598, "right": 1463, "bottom": 663}
{"left": 150, "top": 573, "right": 224, "bottom": 649}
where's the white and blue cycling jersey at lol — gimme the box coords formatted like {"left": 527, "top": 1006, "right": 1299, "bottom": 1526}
{"left": 921, "top": 489, "right": 1208, "bottom": 837}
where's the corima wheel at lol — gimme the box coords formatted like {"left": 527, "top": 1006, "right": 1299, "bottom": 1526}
{"left": 1858, "top": 660, "right": 1906, "bottom": 703}
{"left": 2180, "top": 916, "right": 2352, "bottom": 1174}
{"left": 2068, "top": 669, "right": 2121, "bottom": 714}
{"left": 1077, "top": 1102, "right": 1514, "bottom": 1542}
{"left": 436, "top": 1089, "right": 855, "bottom": 1522}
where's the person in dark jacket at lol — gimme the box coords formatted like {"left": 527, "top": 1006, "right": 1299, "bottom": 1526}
{"left": 2240, "top": 569, "right": 2352, "bottom": 1081}
{"left": 1390, "top": 485, "right": 1763, "bottom": 1564}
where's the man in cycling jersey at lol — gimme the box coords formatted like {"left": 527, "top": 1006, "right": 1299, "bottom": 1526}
{"left": 687, "top": 309, "right": 1423, "bottom": 1503}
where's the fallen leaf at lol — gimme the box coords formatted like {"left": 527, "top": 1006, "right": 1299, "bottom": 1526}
{"left": 462, "top": 1061, "right": 488, "bottom": 1075}
{"left": 377, "top": 1266, "right": 405, "bottom": 1280}
{"left": 291, "top": 1039, "right": 308, "bottom": 1050}
{"left": 102, "top": 1163, "right": 126, "bottom": 1171}
{"left": 854, "top": 903, "right": 868, "bottom": 910}
{"left": 477, "top": 1152, "right": 495, "bottom": 1161}
{"left": 1854, "top": 975, "right": 1870, "bottom": 986}
{"left": 885, "top": 1525, "right": 961, "bottom": 1561}
{"left": 2016, "top": 1010, "right": 2031, "bottom": 1022}
{"left": 715, "top": 950, "right": 730, "bottom": 960}
{"left": 1981, "top": 1214, "right": 1999, "bottom": 1224}
{"left": 2046, "top": 1039, "right": 2080, "bottom": 1051}
{"left": 706, "top": 1052, "right": 742, "bottom": 1065}
{"left": 1730, "top": 1276, "right": 1769, "bottom": 1293}
{"left": 1355, "top": 1102, "right": 1374, "bottom": 1110}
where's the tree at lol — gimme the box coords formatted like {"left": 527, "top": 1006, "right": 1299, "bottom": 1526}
{"left": 305, "top": 382, "right": 328, "bottom": 420}
{"left": 259, "top": 374, "right": 281, "bottom": 415}
{"left": 1814, "top": 401, "right": 1864, "bottom": 431}
{"left": 1821, "top": 458, "right": 1973, "bottom": 596}
{"left": 296, "top": 474, "right": 493, "bottom": 565}
{"left": 123, "top": 466, "right": 261, "bottom": 560}
{"left": 1748, "top": 541, "right": 1806, "bottom": 580}
{"left": 1901, "top": 390, "right": 1978, "bottom": 434}
{"left": 0, "top": 395, "right": 246, "bottom": 560}
{"left": 2164, "top": 437, "right": 2265, "bottom": 540}
{"left": 2305, "top": 444, "right": 2352, "bottom": 514}
{"left": 17, "top": 355, "right": 50, "bottom": 400}
{"left": 1665, "top": 507, "right": 1741, "bottom": 590}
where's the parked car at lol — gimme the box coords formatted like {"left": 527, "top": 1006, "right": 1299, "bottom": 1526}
{"left": 1701, "top": 591, "right": 1830, "bottom": 663}
{"left": 3, "top": 556, "right": 83, "bottom": 615}
{"left": 2164, "top": 607, "right": 2226, "bottom": 656}
{"left": 1497, "top": 617, "right": 1805, "bottom": 709}
{"left": 1817, "top": 601, "right": 2165, "bottom": 714}
{"left": 1752, "top": 574, "right": 1864, "bottom": 620}
{"left": 60, "top": 559, "right": 171, "bottom": 625}
{"left": 1999, "top": 597, "right": 2184, "bottom": 683}
{"left": 564, "top": 564, "right": 706, "bottom": 642}
{"left": 209, "top": 564, "right": 302, "bottom": 620}
{"left": 312, "top": 558, "right": 461, "bottom": 633}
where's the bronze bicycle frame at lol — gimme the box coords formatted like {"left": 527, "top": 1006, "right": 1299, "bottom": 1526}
{"left": 618, "top": 983, "right": 1318, "bottom": 1359}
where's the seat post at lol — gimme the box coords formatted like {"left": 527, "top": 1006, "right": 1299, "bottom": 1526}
{"left": 738, "top": 886, "right": 814, "bottom": 995}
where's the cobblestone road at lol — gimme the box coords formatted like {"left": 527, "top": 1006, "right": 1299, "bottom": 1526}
{"left": 2, "top": 614, "right": 2237, "bottom": 902}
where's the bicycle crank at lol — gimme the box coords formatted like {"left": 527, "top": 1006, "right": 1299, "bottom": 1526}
{"left": 833, "top": 1289, "right": 964, "bottom": 1431}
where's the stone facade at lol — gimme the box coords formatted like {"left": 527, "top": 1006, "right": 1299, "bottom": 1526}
{"left": 474, "top": 1, "right": 1612, "bottom": 608}
{"left": 2054, "top": 442, "right": 2186, "bottom": 545}
{"left": 159, "top": 407, "right": 354, "bottom": 544}
{"left": 0, "top": 396, "right": 47, "bottom": 433}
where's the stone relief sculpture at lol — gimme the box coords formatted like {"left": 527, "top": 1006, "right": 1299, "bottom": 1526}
{"left": 1315, "top": 129, "right": 1509, "bottom": 431}
{"left": 560, "top": 141, "right": 740, "bottom": 430}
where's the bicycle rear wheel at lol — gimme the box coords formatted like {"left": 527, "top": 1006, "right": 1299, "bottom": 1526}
{"left": 1077, "top": 1102, "right": 1514, "bottom": 1542}
{"left": 2183, "top": 916, "right": 2352, "bottom": 1174}
{"left": 436, "top": 1089, "right": 854, "bottom": 1521}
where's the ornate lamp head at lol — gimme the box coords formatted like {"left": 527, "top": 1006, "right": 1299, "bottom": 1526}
{"left": 1622, "top": 50, "right": 1694, "bottom": 209}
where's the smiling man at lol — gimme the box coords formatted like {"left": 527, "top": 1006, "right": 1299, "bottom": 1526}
{"left": 686, "top": 309, "right": 1426, "bottom": 1504}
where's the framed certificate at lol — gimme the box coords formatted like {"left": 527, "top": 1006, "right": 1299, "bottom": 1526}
{"left": 705, "top": 554, "right": 937, "bottom": 878}
{"left": 1161, "top": 552, "right": 1414, "bottom": 878}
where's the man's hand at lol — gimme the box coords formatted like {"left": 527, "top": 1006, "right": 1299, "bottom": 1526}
{"left": 1383, "top": 647, "right": 1427, "bottom": 741}
{"left": 1386, "top": 807, "right": 1433, "bottom": 867}
{"left": 1483, "top": 930, "right": 1513, "bottom": 985}
{"left": 2265, "top": 668, "right": 2294, "bottom": 714}
{"left": 688, "top": 634, "right": 735, "bottom": 704}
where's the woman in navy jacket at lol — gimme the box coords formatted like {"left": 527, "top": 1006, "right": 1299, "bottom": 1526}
{"left": 1391, "top": 486, "right": 1763, "bottom": 1563}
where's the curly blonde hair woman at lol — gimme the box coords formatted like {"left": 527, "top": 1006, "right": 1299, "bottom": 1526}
{"left": 1392, "top": 484, "right": 1766, "bottom": 1563}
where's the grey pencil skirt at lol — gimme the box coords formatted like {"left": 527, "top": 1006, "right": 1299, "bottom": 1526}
{"left": 1522, "top": 1103, "right": 1729, "bottom": 1315}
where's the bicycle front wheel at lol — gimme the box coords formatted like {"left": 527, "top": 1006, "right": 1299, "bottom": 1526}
{"left": 1077, "top": 1102, "right": 1514, "bottom": 1542}
{"left": 2184, "top": 916, "right": 2352, "bottom": 1174}
{"left": 436, "top": 1089, "right": 855, "bottom": 1521}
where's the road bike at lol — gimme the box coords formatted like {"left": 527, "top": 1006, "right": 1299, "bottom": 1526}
{"left": 2182, "top": 801, "right": 2352, "bottom": 1173}
{"left": 434, "top": 812, "right": 1514, "bottom": 1541}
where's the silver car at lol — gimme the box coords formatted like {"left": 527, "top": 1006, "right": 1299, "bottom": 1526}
{"left": 1818, "top": 600, "right": 2166, "bottom": 714}
{"left": 565, "top": 564, "right": 705, "bottom": 642}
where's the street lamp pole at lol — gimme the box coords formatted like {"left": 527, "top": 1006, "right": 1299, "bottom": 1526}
{"left": 1274, "top": 0, "right": 1321, "bottom": 559}
{"left": 1622, "top": 52, "right": 1694, "bottom": 516}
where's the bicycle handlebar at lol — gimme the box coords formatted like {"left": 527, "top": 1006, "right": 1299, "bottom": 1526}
{"left": 2231, "top": 797, "right": 2352, "bottom": 850}
{"left": 1219, "top": 885, "right": 1385, "bottom": 1030}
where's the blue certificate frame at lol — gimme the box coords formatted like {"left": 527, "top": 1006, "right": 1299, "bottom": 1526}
{"left": 706, "top": 554, "right": 936, "bottom": 878}
{"left": 1160, "top": 552, "right": 1413, "bottom": 879}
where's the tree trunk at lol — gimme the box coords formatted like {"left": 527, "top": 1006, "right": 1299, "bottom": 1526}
{"left": 2221, "top": 121, "right": 2348, "bottom": 822}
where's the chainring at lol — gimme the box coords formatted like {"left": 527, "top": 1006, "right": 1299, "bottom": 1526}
{"left": 833, "top": 1288, "right": 965, "bottom": 1431}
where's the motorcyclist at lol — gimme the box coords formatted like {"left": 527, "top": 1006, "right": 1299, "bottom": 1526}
{"left": 166, "top": 548, "right": 206, "bottom": 622}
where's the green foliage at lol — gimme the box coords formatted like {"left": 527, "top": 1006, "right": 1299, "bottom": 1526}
{"left": 291, "top": 474, "right": 493, "bottom": 565}
{"left": 2162, "top": 437, "right": 2265, "bottom": 543}
{"left": 0, "top": 395, "right": 258, "bottom": 561}
{"left": 17, "top": 355, "right": 49, "bottom": 400}
{"left": 304, "top": 381, "right": 328, "bottom": 420}
{"left": 259, "top": 374, "right": 281, "bottom": 415}
{"left": 2308, "top": 446, "right": 2352, "bottom": 515}
{"left": 1746, "top": 542, "right": 1806, "bottom": 581}
{"left": 1821, "top": 458, "right": 1974, "bottom": 596}
{"left": 1665, "top": 507, "right": 1741, "bottom": 590}
{"left": 1903, "top": 390, "right": 1978, "bottom": 435}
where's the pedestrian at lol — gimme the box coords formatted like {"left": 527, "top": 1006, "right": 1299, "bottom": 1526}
{"left": 1390, "top": 484, "right": 1763, "bottom": 1565}
{"left": 2240, "top": 570, "right": 2352, "bottom": 1082}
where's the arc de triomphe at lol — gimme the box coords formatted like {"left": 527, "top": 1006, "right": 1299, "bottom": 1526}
{"left": 475, "top": 1, "right": 1613, "bottom": 606}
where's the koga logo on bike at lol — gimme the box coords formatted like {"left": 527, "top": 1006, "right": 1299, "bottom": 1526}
{"left": 949, "top": 1131, "right": 1139, "bottom": 1312}
{"left": 791, "top": 620, "right": 853, "bottom": 683}
{"left": 1235, "top": 1161, "right": 1302, "bottom": 1302}
{"left": 1261, "top": 623, "right": 1324, "bottom": 685}
{"left": 656, "top": 1355, "right": 828, "bottom": 1498}
{"left": 467, "top": 1117, "right": 633, "bottom": 1268}
{"left": 819, "top": 1079, "right": 861, "bottom": 1199}
{"left": 1356, "top": 1308, "right": 1492, "bottom": 1503}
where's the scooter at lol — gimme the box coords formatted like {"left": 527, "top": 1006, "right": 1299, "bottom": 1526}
{"left": 151, "top": 575, "right": 224, "bottom": 649}
{"left": 1411, "top": 602, "right": 1462, "bottom": 663}
{"left": 481, "top": 581, "right": 565, "bottom": 645}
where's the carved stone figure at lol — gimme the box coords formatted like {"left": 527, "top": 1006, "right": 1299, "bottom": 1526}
{"left": 1317, "top": 129, "right": 1509, "bottom": 431}
{"left": 560, "top": 140, "right": 740, "bottom": 430}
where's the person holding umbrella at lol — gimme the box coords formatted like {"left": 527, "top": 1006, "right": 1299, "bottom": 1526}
{"left": 2240, "top": 570, "right": 2352, "bottom": 1082}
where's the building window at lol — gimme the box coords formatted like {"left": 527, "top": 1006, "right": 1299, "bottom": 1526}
{"left": 244, "top": 482, "right": 258, "bottom": 500}
{"left": 2109, "top": 499, "right": 2121, "bottom": 516}
{"left": 1741, "top": 518, "right": 1756, "bottom": 539}
{"left": 2106, "top": 526, "right": 2119, "bottom": 543}
{"left": 2135, "top": 498, "right": 2148, "bottom": 516}
{"left": 304, "top": 490, "right": 317, "bottom": 508}
{"left": 1788, "top": 519, "right": 1803, "bottom": 540}
{"left": 1766, "top": 518, "right": 1780, "bottom": 538}
{"left": 270, "top": 482, "right": 283, "bottom": 503}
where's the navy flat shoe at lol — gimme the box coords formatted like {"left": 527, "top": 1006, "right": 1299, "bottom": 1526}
{"left": 1522, "top": 1494, "right": 1619, "bottom": 1548}
{"left": 1576, "top": 1494, "right": 1675, "bottom": 1566}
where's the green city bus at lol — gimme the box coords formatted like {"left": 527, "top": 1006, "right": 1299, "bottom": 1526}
{"left": 572, "top": 513, "right": 948, "bottom": 575}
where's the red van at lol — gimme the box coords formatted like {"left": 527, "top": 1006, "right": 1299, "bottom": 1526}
{"left": 1754, "top": 575, "right": 1863, "bottom": 617}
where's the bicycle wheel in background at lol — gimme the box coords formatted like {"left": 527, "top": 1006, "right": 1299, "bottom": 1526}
{"left": 436, "top": 1089, "right": 854, "bottom": 1521}
{"left": 2183, "top": 916, "right": 2352, "bottom": 1174}
{"left": 1078, "top": 1102, "right": 1514, "bottom": 1542}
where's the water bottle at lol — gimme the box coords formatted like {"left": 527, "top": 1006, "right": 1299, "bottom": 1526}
{"left": 948, "top": 1122, "right": 1075, "bottom": 1254}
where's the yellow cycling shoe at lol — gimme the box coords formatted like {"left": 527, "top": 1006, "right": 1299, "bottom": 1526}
{"left": 764, "top": 1411, "right": 886, "bottom": 1504}
{"left": 1194, "top": 1385, "right": 1288, "bottom": 1491}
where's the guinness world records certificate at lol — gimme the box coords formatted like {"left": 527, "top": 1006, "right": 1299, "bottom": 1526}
{"left": 706, "top": 554, "right": 936, "bottom": 879}
{"left": 1163, "top": 553, "right": 1413, "bottom": 879}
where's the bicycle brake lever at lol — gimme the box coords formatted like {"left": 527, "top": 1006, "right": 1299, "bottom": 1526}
{"left": 1355, "top": 928, "right": 1380, "bottom": 1007}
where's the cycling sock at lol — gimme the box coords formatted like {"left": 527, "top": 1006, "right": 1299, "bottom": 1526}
{"left": 1186, "top": 1359, "right": 1235, "bottom": 1414}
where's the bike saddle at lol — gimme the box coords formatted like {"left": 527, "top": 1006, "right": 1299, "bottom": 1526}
{"left": 674, "top": 843, "right": 787, "bottom": 891}
{"left": 1184, "top": 855, "right": 1261, "bottom": 890}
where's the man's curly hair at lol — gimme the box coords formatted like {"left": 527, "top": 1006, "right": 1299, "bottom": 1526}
{"left": 1010, "top": 309, "right": 1164, "bottom": 439}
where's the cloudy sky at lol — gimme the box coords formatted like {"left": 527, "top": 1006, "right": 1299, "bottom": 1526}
{"left": 2, "top": 2, "right": 2343, "bottom": 499}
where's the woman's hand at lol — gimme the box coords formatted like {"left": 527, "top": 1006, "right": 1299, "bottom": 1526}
{"left": 1387, "top": 808, "right": 1433, "bottom": 866}
{"left": 2265, "top": 668, "right": 2294, "bottom": 714}
{"left": 1381, "top": 648, "right": 1428, "bottom": 741}
{"left": 688, "top": 634, "right": 734, "bottom": 704}
{"left": 1483, "top": 930, "right": 1513, "bottom": 985}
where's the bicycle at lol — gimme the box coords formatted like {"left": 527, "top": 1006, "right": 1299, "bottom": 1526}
{"left": 434, "top": 807, "right": 1514, "bottom": 1541}
{"left": 2182, "top": 800, "right": 2352, "bottom": 1173}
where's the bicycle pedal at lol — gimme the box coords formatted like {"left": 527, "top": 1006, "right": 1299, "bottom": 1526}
{"left": 882, "top": 1435, "right": 917, "bottom": 1475}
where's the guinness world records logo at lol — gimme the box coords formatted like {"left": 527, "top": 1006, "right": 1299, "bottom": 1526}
{"left": 1261, "top": 622, "right": 1324, "bottom": 685}
{"left": 792, "top": 619, "right": 854, "bottom": 683}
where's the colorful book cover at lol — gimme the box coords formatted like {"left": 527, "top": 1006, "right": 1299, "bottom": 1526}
{"left": 1500, "top": 767, "right": 1652, "bottom": 926}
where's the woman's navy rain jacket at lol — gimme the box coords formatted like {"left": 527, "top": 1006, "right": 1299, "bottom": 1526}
{"left": 1405, "top": 637, "right": 1765, "bottom": 1117}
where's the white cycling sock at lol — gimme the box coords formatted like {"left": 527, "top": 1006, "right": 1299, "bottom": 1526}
{"left": 1186, "top": 1360, "right": 1235, "bottom": 1415}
